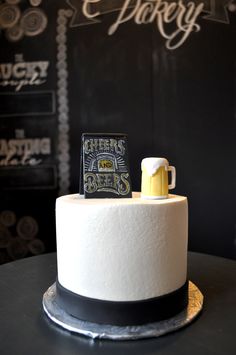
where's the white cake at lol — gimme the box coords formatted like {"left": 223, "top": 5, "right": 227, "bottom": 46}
{"left": 55, "top": 192, "right": 188, "bottom": 325}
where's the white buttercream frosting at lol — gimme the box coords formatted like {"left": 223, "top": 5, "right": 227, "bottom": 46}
{"left": 56, "top": 192, "right": 188, "bottom": 302}
{"left": 141, "top": 157, "right": 169, "bottom": 176}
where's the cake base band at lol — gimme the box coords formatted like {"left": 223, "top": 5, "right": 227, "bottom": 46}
{"left": 43, "top": 281, "right": 203, "bottom": 340}
{"left": 55, "top": 279, "right": 188, "bottom": 326}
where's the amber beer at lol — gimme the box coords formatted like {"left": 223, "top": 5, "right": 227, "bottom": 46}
{"left": 141, "top": 158, "right": 176, "bottom": 199}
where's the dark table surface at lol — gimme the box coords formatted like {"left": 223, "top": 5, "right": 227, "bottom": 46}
{"left": 0, "top": 252, "right": 235, "bottom": 355}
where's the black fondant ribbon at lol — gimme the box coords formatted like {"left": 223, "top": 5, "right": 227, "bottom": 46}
{"left": 56, "top": 279, "right": 189, "bottom": 326}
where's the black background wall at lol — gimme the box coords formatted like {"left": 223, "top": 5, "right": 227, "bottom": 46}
{"left": 0, "top": 0, "right": 235, "bottom": 263}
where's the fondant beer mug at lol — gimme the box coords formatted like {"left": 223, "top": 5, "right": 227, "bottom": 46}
{"left": 141, "top": 158, "right": 176, "bottom": 199}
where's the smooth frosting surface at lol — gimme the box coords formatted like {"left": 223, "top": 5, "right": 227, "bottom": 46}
{"left": 56, "top": 192, "right": 188, "bottom": 302}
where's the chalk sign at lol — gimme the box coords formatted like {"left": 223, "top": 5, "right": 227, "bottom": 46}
{"left": 80, "top": 133, "right": 132, "bottom": 198}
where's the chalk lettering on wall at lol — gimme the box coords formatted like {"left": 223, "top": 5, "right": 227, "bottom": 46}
{"left": 0, "top": 54, "right": 49, "bottom": 92}
{"left": 66, "top": 0, "right": 236, "bottom": 49}
{"left": 106, "top": 0, "right": 204, "bottom": 50}
{"left": 0, "top": 129, "right": 51, "bottom": 167}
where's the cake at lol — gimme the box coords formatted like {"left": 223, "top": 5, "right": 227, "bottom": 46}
{"left": 55, "top": 191, "right": 188, "bottom": 326}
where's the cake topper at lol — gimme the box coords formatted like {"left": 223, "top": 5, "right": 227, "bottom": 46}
{"left": 141, "top": 157, "right": 176, "bottom": 199}
{"left": 80, "top": 133, "right": 132, "bottom": 198}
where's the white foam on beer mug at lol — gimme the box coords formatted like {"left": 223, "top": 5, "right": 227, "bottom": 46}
{"left": 141, "top": 158, "right": 169, "bottom": 176}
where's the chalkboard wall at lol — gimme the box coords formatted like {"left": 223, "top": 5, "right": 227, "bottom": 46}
{"left": 0, "top": 0, "right": 235, "bottom": 263}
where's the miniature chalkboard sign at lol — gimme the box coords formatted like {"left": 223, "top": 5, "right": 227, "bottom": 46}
{"left": 80, "top": 133, "right": 132, "bottom": 198}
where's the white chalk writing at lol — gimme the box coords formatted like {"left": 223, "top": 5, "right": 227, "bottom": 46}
{"left": 0, "top": 55, "right": 49, "bottom": 91}
{"left": 0, "top": 133, "right": 51, "bottom": 167}
{"left": 83, "top": 0, "right": 204, "bottom": 49}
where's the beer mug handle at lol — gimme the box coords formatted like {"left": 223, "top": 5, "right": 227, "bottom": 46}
{"left": 168, "top": 166, "right": 176, "bottom": 190}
